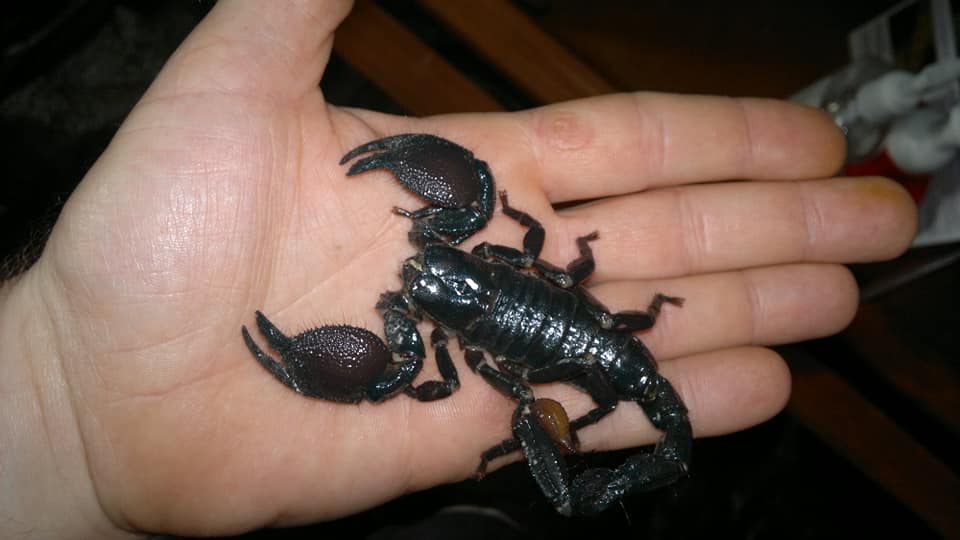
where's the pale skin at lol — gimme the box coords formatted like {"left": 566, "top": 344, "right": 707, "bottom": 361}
{"left": 0, "top": 1, "right": 917, "bottom": 538}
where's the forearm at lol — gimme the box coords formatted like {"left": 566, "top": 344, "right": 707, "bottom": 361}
{"left": 0, "top": 267, "right": 139, "bottom": 540}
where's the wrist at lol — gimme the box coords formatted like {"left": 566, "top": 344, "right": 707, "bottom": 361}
{"left": 0, "top": 263, "right": 140, "bottom": 540}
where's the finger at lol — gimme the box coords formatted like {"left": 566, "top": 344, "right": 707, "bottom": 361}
{"left": 357, "top": 93, "right": 846, "bottom": 202}
{"left": 148, "top": 0, "right": 353, "bottom": 100}
{"left": 587, "top": 263, "right": 858, "bottom": 361}
{"left": 565, "top": 346, "right": 792, "bottom": 451}
{"left": 519, "top": 93, "right": 847, "bottom": 202}
{"left": 550, "top": 176, "right": 917, "bottom": 281}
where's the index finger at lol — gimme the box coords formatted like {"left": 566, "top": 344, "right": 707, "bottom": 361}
{"left": 353, "top": 93, "right": 847, "bottom": 203}
{"left": 519, "top": 93, "right": 847, "bottom": 202}
{"left": 147, "top": 0, "right": 352, "bottom": 101}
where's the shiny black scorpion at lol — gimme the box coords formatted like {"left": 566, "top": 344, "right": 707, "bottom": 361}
{"left": 241, "top": 133, "right": 691, "bottom": 515}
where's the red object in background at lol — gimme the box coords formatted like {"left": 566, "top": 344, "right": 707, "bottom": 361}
{"left": 845, "top": 149, "right": 930, "bottom": 203}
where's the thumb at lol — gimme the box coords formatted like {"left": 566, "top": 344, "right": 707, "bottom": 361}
{"left": 146, "top": 0, "right": 354, "bottom": 102}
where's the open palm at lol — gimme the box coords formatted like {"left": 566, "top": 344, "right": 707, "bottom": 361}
{"left": 12, "top": 1, "right": 916, "bottom": 537}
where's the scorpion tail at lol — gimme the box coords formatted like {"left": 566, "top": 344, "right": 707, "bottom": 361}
{"left": 570, "top": 373, "right": 692, "bottom": 515}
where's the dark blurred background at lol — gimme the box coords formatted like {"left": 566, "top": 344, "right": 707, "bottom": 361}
{"left": 2, "top": 1, "right": 957, "bottom": 539}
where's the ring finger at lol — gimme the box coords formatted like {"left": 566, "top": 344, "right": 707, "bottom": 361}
{"left": 477, "top": 176, "right": 916, "bottom": 283}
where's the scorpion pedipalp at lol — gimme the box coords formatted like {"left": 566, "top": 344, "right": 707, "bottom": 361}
{"left": 341, "top": 133, "right": 496, "bottom": 246}
{"left": 242, "top": 310, "right": 458, "bottom": 403}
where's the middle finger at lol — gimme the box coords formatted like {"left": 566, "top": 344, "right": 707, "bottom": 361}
{"left": 586, "top": 263, "right": 859, "bottom": 362}
{"left": 518, "top": 176, "right": 917, "bottom": 282}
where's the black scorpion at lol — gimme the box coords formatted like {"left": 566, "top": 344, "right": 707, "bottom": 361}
{"left": 242, "top": 133, "right": 692, "bottom": 515}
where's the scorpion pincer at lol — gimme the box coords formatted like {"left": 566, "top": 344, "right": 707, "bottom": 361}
{"left": 242, "top": 133, "right": 692, "bottom": 516}
{"left": 339, "top": 133, "right": 496, "bottom": 247}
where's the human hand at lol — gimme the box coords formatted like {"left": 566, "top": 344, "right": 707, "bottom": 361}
{"left": 0, "top": 0, "right": 917, "bottom": 537}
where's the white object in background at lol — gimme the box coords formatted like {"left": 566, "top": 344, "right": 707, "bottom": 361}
{"left": 789, "top": 58, "right": 960, "bottom": 163}
{"left": 881, "top": 104, "right": 960, "bottom": 247}
{"left": 790, "top": 57, "right": 894, "bottom": 162}
{"left": 915, "top": 157, "right": 960, "bottom": 246}
{"left": 886, "top": 104, "right": 960, "bottom": 174}
{"left": 841, "top": 59, "right": 960, "bottom": 128}
{"left": 796, "top": 0, "right": 960, "bottom": 247}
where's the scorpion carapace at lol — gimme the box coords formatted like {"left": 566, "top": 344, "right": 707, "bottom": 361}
{"left": 242, "top": 133, "right": 691, "bottom": 516}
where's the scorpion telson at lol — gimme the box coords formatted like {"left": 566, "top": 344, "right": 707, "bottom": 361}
{"left": 243, "top": 133, "right": 691, "bottom": 515}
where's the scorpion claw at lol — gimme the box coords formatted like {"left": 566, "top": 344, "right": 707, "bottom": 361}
{"left": 242, "top": 314, "right": 395, "bottom": 403}
{"left": 341, "top": 133, "right": 496, "bottom": 246}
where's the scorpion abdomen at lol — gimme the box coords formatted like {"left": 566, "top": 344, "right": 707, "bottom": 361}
{"left": 464, "top": 264, "right": 601, "bottom": 367}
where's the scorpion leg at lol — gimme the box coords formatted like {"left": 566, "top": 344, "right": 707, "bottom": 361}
{"left": 404, "top": 328, "right": 461, "bottom": 401}
{"left": 472, "top": 192, "right": 598, "bottom": 288}
{"left": 376, "top": 292, "right": 460, "bottom": 401}
{"left": 483, "top": 198, "right": 684, "bottom": 332}
{"left": 476, "top": 398, "right": 577, "bottom": 515}
{"left": 465, "top": 348, "right": 536, "bottom": 472}
{"left": 559, "top": 235, "right": 683, "bottom": 332}
{"left": 495, "top": 355, "right": 621, "bottom": 439}
{"left": 478, "top": 403, "right": 574, "bottom": 472}
{"left": 471, "top": 191, "right": 544, "bottom": 270}
{"left": 475, "top": 438, "right": 521, "bottom": 479}
{"left": 398, "top": 206, "right": 490, "bottom": 247}
{"left": 609, "top": 293, "right": 685, "bottom": 333}
{"left": 543, "top": 233, "right": 684, "bottom": 333}
{"left": 464, "top": 348, "right": 536, "bottom": 405}
{"left": 492, "top": 354, "right": 613, "bottom": 437}
{"left": 469, "top": 347, "right": 577, "bottom": 514}
{"left": 474, "top": 192, "right": 648, "bottom": 329}
{"left": 494, "top": 355, "right": 593, "bottom": 382}
{"left": 558, "top": 365, "right": 622, "bottom": 432}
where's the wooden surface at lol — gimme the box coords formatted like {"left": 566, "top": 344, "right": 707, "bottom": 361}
{"left": 419, "top": 0, "right": 616, "bottom": 102}
{"left": 334, "top": 0, "right": 502, "bottom": 115}
{"left": 847, "top": 302, "right": 960, "bottom": 437}
{"left": 533, "top": 1, "right": 874, "bottom": 98}
{"left": 787, "top": 349, "right": 960, "bottom": 539}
